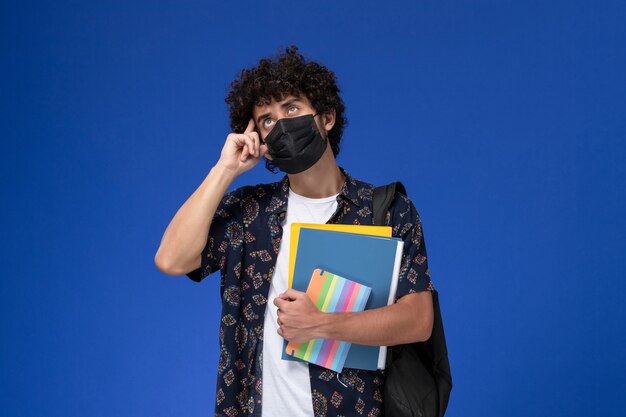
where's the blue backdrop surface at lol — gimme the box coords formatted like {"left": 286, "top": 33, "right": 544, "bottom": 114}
{"left": 1, "top": 1, "right": 625, "bottom": 416}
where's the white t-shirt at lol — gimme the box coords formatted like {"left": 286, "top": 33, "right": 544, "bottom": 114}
{"left": 261, "top": 188, "right": 339, "bottom": 417}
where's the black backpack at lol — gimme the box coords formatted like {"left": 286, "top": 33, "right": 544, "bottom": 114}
{"left": 373, "top": 182, "right": 453, "bottom": 417}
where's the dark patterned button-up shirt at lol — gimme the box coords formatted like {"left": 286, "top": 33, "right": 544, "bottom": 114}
{"left": 186, "top": 168, "right": 434, "bottom": 417}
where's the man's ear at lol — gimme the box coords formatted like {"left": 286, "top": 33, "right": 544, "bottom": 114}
{"left": 322, "top": 109, "right": 336, "bottom": 132}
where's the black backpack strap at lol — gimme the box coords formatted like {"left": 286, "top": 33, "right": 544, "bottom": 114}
{"left": 374, "top": 181, "right": 453, "bottom": 417}
{"left": 372, "top": 182, "right": 407, "bottom": 226}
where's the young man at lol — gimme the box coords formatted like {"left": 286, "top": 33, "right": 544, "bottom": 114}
{"left": 155, "top": 46, "right": 435, "bottom": 417}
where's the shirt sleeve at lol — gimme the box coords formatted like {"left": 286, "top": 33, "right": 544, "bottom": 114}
{"left": 388, "top": 193, "right": 434, "bottom": 301}
{"left": 185, "top": 189, "right": 242, "bottom": 283}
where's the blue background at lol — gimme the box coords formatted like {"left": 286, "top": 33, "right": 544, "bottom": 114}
{"left": 2, "top": 1, "right": 625, "bottom": 416}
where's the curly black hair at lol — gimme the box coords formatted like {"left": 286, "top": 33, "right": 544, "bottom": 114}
{"left": 225, "top": 45, "right": 347, "bottom": 173}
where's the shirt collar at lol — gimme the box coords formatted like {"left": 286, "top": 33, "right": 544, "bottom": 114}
{"left": 337, "top": 167, "right": 362, "bottom": 207}
{"left": 265, "top": 167, "right": 363, "bottom": 216}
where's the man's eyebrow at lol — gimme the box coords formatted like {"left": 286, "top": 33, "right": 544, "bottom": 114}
{"left": 280, "top": 98, "right": 301, "bottom": 109}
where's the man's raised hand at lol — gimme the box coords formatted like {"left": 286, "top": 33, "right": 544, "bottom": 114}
{"left": 217, "top": 118, "right": 268, "bottom": 176}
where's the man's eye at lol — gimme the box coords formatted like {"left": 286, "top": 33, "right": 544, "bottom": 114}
{"left": 287, "top": 106, "right": 298, "bottom": 114}
{"left": 263, "top": 119, "right": 275, "bottom": 128}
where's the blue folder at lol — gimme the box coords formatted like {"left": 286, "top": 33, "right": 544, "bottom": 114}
{"left": 282, "top": 227, "right": 404, "bottom": 371}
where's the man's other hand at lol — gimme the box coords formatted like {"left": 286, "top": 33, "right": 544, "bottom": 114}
{"left": 273, "top": 289, "right": 323, "bottom": 344}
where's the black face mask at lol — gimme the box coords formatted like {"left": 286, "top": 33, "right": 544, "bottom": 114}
{"left": 263, "top": 114, "right": 328, "bottom": 174}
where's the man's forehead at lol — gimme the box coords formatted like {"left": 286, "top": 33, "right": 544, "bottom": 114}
{"left": 254, "top": 93, "right": 304, "bottom": 108}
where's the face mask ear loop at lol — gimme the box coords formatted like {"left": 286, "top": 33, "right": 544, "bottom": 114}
{"left": 312, "top": 112, "right": 330, "bottom": 142}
